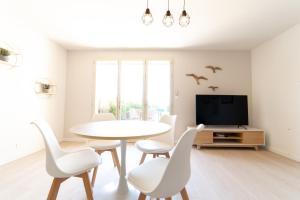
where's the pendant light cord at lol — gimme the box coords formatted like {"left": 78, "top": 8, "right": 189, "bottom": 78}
{"left": 183, "top": 0, "right": 186, "bottom": 10}
{"left": 168, "top": 0, "right": 170, "bottom": 10}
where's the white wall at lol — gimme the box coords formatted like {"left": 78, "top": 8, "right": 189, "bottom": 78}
{"left": 0, "top": 24, "right": 67, "bottom": 165}
{"left": 252, "top": 24, "right": 300, "bottom": 161}
{"left": 65, "top": 50, "right": 251, "bottom": 140}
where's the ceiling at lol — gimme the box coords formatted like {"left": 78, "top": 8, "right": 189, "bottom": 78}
{"left": 2, "top": 0, "right": 300, "bottom": 50}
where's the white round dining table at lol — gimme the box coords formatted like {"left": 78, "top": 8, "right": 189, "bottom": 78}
{"left": 69, "top": 120, "right": 170, "bottom": 200}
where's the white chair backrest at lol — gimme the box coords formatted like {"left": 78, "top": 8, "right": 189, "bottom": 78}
{"left": 31, "top": 120, "right": 66, "bottom": 177}
{"left": 151, "top": 124, "right": 205, "bottom": 198}
{"left": 92, "top": 113, "right": 116, "bottom": 121}
{"left": 151, "top": 115, "right": 177, "bottom": 145}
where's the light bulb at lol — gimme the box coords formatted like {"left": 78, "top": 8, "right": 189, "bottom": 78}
{"left": 179, "top": 10, "right": 190, "bottom": 27}
{"left": 163, "top": 10, "right": 174, "bottom": 27}
{"left": 142, "top": 8, "right": 153, "bottom": 25}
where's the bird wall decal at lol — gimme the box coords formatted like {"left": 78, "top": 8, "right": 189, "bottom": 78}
{"left": 208, "top": 86, "right": 219, "bottom": 91}
{"left": 186, "top": 74, "right": 208, "bottom": 85}
{"left": 206, "top": 65, "right": 222, "bottom": 73}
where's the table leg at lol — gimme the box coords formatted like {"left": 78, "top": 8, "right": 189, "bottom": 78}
{"left": 93, "top": 139, "right": 138, "bottom": 199}
{"left": 117, "top": 140, "right": 129, "bottom": 194}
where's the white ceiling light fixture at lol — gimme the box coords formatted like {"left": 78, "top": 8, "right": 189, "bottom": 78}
{"left": 142, "top": 0, "right": 153, "bottom": 25}
{"left": 179, "top": 0, "right": 190, "bottom": 27}
{"left": 162, "top": 0, "right": 174, "bottom": 27}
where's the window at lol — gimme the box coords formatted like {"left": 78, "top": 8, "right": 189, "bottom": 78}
{"left": 95, "top": 59, "right": 172, "bottom": 121}
{"left": 120, "top": 61, "right": 144, "bottom": 120}
{"left": 147, "top": 60, "right": 171, "bottom": 121}
{"left": 95, "top": 61, "right": 118, "bottom": 115}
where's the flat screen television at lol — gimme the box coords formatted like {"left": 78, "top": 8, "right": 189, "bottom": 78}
{"left": 196, "top": 95, "right": 248, "bottom": 125}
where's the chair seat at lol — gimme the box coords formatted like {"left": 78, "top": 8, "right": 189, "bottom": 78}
{"left": 88, "top": 140, "right": 120, "bottom": 151}
{"left": 56, "top": 149, "right": 101, "bottom": 177}
{"left": 135, "top": 140, "right": 173, "bottom": 154}
{"left": 127, "top": 158, "right": 169, "bottom": 194}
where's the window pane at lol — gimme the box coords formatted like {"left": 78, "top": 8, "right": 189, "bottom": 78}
{"left": 95, "top": 61, "right": 118, "bottom": 116}
{"left": 147, "top": 60, "right": 171, "bottom": 121}
{"left": 120, "top": 61, "right": 144, "bottom": 120}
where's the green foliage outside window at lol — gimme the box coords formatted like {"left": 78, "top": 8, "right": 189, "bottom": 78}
{"left": 108, "top": 103, "right": 117, "bottom": 117}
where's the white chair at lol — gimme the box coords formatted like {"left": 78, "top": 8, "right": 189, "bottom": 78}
{"left": 128, "top": 124, "right": 205, "bottom": 200}
{"left": 89, "top": 113, "right": 121, "bottom": 186}
{"left": 135, "top": 115, "right": 177, "bottom": 164}
{"left": 31, "top": 120, "right": 100, "bottom": 200}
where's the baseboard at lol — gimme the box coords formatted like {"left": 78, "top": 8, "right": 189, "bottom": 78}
{"left": 268, "top": 146, "right": 300, "bottom": 162}
{"left": 0, "top": 145, "right": 44, "bottom": 167}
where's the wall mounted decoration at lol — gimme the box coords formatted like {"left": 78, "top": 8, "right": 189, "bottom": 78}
{"left": 186, "top": 73, "right": 208, "bottom": 85}
{"left": 0, "top": 42, "right": 22, "bottom": 67}
{"left": 206, "top": 65, "right": 222, "bottom": 73}
{"left": 208, "top": 86, "right": 219, "bottom": 91}
{"left": 0, "top": 48, "right": 10, "bottom": 62}
{"left": 35, "top": 79, "right": 56, "bottom": 95}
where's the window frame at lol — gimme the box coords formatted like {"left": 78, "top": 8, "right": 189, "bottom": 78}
{"left": 92, "top": 58, "right": 174, "bottom": 120}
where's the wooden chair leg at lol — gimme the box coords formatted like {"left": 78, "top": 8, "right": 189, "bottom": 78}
{"left": 138, "top": 193, "right": 147, "bottom": 200}
{"left": 139, "top": 153, "right": 147, "bottom": 165}
{"left": 109, "top": 150, "right": 116, "bottom": 167}
{"left": 81, "top": 172, "right": 94, "bottom": 200}
{"left": 47, "top": 177, "right": 66, "bottom": 200}
{"left": 91, "top": 166, "right": 98, "bottom": 187}
{"left": 111, "top": 149, "right": 121, "bottom": 174}
{"left": 96, "top": 150, "right": 103, "bottom": 155}
{"left": 180, "top": 187, "right": 189, "bottom": 200}
{"left": 165, "top": 152, "right": 170, "bottom": 158}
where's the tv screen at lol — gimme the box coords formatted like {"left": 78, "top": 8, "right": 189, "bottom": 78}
{"left": 196, "top": 95, "right": 248, "bottom": 125}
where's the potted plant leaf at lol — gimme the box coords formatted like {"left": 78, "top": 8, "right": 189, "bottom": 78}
{"left": 0, "top": 48, "right": 11, "bottom": 62}
{"left": 41, "top": 83, "right": 51, "bottom": 93}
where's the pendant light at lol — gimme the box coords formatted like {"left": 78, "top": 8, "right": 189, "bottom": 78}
{"left": 162, "top": 0, "right": 174, "bottom": 27}
{"left": 179, "top": 0, "right": 190, "bottom": 27}
{"left": 142, "top": 0, "right": 153, "bottom": 25}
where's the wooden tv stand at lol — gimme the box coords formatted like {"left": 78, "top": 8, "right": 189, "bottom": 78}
{"left": 192, "top": 126, "right": 265, "bottom": 150}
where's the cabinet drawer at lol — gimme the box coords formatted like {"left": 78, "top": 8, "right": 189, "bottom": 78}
{"left": 194, "top": 131, "right": 213, "bottom": 144}
{"left": 242, "top": 132, "right": 264, "bottom": 144}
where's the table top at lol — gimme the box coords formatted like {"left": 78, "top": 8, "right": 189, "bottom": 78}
{"left": 70, "top": 120, "right": 171, "bottom": 140}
